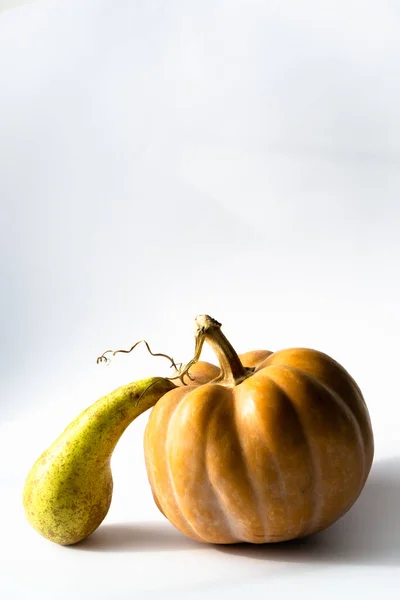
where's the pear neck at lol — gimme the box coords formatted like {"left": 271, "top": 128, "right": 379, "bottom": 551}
{"left": 73, "top": 377, "right": 175, "bottom": 461}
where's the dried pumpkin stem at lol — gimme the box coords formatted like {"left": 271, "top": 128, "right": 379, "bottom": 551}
{"left": 175, "top": 315, "right": 254, "bottom": 386}
{"left": 96, "top": 315, "right": 253, "bottom": 387}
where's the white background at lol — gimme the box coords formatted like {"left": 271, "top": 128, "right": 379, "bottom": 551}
{"left": 1, "top": 1, "right": 399, "bottom": 598}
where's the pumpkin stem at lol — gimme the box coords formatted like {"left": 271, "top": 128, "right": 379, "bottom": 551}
{"left": 175, "top": 315, "right": 254, "bottom": 386}
{"left": 96, "top": 316, "right": 253, "bottom": 388}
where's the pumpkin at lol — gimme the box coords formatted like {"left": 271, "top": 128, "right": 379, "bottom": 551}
{"left": 144, "top": 315, "right": 374, "bottom": 544}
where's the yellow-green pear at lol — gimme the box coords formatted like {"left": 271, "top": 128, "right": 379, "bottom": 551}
{"left": 23, "top": 377, "right": 175, "bottom": 545}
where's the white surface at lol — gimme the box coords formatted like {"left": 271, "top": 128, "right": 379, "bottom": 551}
{"left": 1, "top": 1, "right": 400, "bottom": 598}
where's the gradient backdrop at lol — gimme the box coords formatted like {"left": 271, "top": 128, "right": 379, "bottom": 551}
{"left": 1, "top": 1, "right": 399, "bottom": 599}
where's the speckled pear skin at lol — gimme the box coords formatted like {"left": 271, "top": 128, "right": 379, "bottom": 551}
{"left": 23, "top": 377, "right": 175, "bottom": 546}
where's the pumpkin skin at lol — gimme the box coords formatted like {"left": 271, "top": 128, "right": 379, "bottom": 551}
{"left": 144, "top": 341, "right": 373, "bottom": 544}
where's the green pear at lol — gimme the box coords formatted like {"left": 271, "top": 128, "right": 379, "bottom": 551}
{"left": 23, "top": 377, "right": 175, "bottom": 545}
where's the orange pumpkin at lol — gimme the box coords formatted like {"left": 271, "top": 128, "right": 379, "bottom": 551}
{"left": 144, "top": 315, "right": 374, "bottom": 544}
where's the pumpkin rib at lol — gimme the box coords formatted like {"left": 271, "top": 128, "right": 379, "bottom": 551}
{"left": 275, "top": 362, "right": 368, "bottom": 499}
{"left": 186, "top": 386, "right": 238, "bottom": 542}
{"left": 145, "top": 388, "right": 204, "bottom": 540}
{"left": 231, "top": 393, "right": 268, "bottom": 542}
{"left": 163, "top": 388, "right": 204, "bottom": 541}
{"left": 263, "top": 348, "right": 373, "bottom": 466}
{"left": 266, "top": 364, "right": 368, "bottom": 536}
{"left": 204, "top": 396, "right": 242, "bottom": 543}
{"left": 315, "top": 379, "right": 367, "bottom": 501}
{"left": 256, "top": 371, "right": 318, "bottom": 538}
{"left": 263, "top": 367, "right": 322, "bottom": 537}
{"left": 165, "top": 385, "right": 237, "bottom": 543}
{"left": 235, "top": 389, "right": 288, "bottom": 541}
{"left": 143, "top": 422, "right": 166, "bottom": 519}
{"left": 202, "top": 388, "right": 249, "bottom": 542}
{"left": 312, "top": 357, "right": 371, "bottom": 457}
{"left": 143, "top": 409, "right": 162, "bottom": 512}
{"left": 150, "top": 489, "right": 165, "bottom": 517}
{"left": 143, "top": 424, "right": 165, "bottom": 518}
{"left": 204, "top": 387, "right": 267, "bottom": 543}
{"left": 235, "top": 376, "right": 314, "bottom": 541}
{"left": 323, "top": 379, "right": 372, "bottom": 476}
